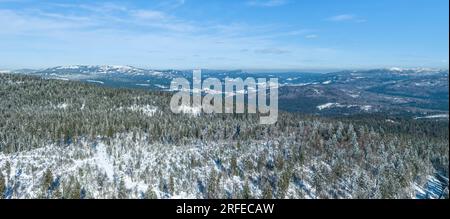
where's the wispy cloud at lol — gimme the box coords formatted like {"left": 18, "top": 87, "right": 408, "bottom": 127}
{"left": 0, "top": 0, "right": 446, "bottom": 70}
{"left": 0, "top": 1, "right": 338, "bottom": 69}
{"left": 247, "top": 0, "right": 287, "bottom": 7}
{"left": 132, "top": 10, "right": 167, "bottom": 20}
{"left": 0, "top": 2, "right": 198, "bottom": 33}
{"left": 329, "top": 14, "right": 355, "bottom": 21}
{"left": 328, "top": 14, "right": 366, "bottom": 23}
{"left": 254, "top": 48, "right": 291, "bottom": 54}
{"left": 155, "top": 0, "right": 186, "bottom": 10}
{"left": 51, "top": 2, "right": 128, "bottom": 14}
{"left": 305, "top": 34, "right": 319, "bottom": 39}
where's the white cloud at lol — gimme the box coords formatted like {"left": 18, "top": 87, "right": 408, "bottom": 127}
{"left": 0, "top": 9, "right": 95, "bottom": 33}
{"left": 327, "top": 14, "right": 367, "bottom": 23}
{"left": 132, "top": 10, "right": 167, "bottom": 20}
{"left": 328, "top": 14, "right": 367, "bottom": 23}
{"left": 51, "top": 2, "right": 128, "bottom": 14}
{"left": 305, "top": 34, "right": 319, "bottom": 39}
{"left": 328, "top": 14, "right": 355, "bottom": 21}
{"left": 0, "top": 2, "right": 341, "bottom": 69}
{"left": 0, "top": 2, "right": 198, "bottom": 34}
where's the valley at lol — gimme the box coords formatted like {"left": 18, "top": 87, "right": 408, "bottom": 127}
{"left": 15, "top": 66, "right": 448, "bottom": 118}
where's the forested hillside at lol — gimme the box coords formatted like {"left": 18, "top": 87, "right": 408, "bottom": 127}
{"left": 0, "top": 74, "right": 448, "bottom": 199}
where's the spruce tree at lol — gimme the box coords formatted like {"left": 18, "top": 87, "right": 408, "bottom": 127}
{"left": 118, "top": 178, "right": 127, "bottom": 199}
{"left": 144, "top": 186, "right": 157, "bottom": 199}
{"left": 0, "top": 174, "right": 5, "bottom": 199}
{"left": 262, "top": 182, "right": 272, "bottom": 199}
{"left": 168, "top": 175, "right": 175, "bottom": 196}
{"left": 42, "top": 169, "right": 53, "bottom": 198}
{"left": 70, "top": 181, "right": 82, "bottom": 199}
{"left": 242, "top": 180, "right": 251, "bottom": 199}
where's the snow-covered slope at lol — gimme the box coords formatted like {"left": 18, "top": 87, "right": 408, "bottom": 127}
{"left": 1, "top": 132, "right": 445, "bottom": 199}
{"left": 414, "top": 174, "right": 449, "bottom": 199}
{"left": 39, "top": 65, "right": 162, "bottom": 76}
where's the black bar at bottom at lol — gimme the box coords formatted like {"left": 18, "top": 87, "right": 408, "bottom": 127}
{"left": 0, "top": 199, "right": 448, "bottom": 218}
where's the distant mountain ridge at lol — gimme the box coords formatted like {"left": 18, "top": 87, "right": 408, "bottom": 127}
{"left": 13, "top": 65, "right": 449, "bottom": 75}
{"left": 9, "top": 65, "right": 449, "bottom": 117}
{"left": 33, "top": 65, "right": 170, "bottom": 77}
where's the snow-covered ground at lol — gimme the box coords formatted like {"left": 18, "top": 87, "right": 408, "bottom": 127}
{"left": 0, "top": 132, "right": 443, "bottom": 199}
{"left": 136, "top": 84, "right": 151, "bottom": 87}
{"left": 414, "top": 114, "right": 449, "bottom": 120}
{"left": 0, "top": 134, "right": 272, "bottom": 199}
{"left": 414, "top": 174, "right": 449, "bottom": 199}
{"left": 317, "top": 103, "right": 372, "bottom": 111}
{"left": 178, "top": 105, "right": 202, "bottom": 116}
{"left": 118, "top": 105, "right": 159, "bottom": 117}
{"left": 154, "top": 84, "right": 168, "bottom": 89}
{"left": 87, "top": 80, "right": 105, "bottom": 85}
{"left": 317, "top": 103, "right": 342, "bottom": 110}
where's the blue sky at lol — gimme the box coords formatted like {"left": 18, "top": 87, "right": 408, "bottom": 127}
{"left": 0, "top": 0, "right": 448, "bottom": 70}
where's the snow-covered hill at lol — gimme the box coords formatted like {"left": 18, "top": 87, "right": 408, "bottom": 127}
{"left": 36, "top": 65, "right": 169, "bottom": 77}
{"left": 1, "top": 132, "right": 447, "bottom": 199}
{"left": 0, "top": 72, "right": 448, "bottom": 199}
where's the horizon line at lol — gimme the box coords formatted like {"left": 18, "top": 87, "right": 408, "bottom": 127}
{"left": 1, "top": 65, "right": 449, "bottom": 74}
